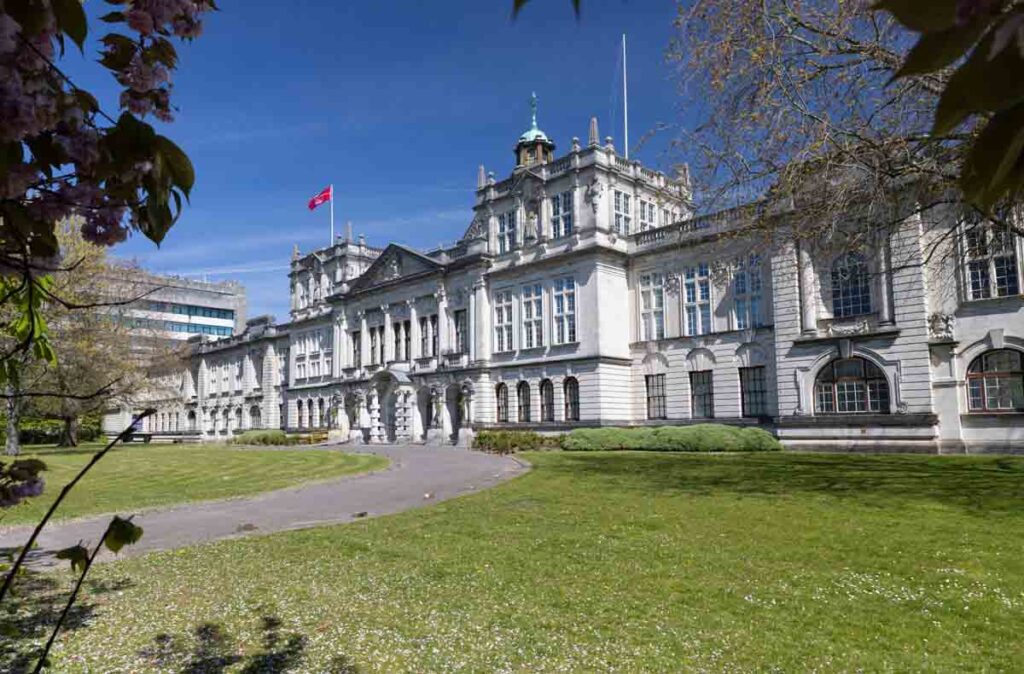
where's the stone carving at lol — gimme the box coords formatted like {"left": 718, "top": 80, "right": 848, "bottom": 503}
{"left": 584, "top": 177, "right": 604, "bottom": 213}
{"left": 664, "top": 272, "right": 681, "bottom": 296}
{"left": 463, "top": 216, "right": 485, "bottom": 240}
{"left": 825, "top": 319, "right": 871, "bottom": 337}
{"left": 928, "top": 313, "right": 955, "bottom": 341}
{"left": 385, "top": 255, "right": 402, "bottom": 280}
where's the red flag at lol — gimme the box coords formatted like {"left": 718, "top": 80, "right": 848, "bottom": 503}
{"left": 308, "top": 185, "right": 332, "bottom": 210}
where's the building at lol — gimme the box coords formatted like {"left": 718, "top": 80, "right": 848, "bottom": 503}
{"left": 121, "top": 104, "right": 1024, "bottom": 452}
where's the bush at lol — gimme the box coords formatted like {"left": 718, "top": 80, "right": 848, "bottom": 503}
{"left": 229, "top": 430, "right": 303, "bottom": 446}
{"left": 560, "top": 424, "right": 781, "bottom": 452}
{"left": 474, "top": 430, "right": 558, "bottom": 454}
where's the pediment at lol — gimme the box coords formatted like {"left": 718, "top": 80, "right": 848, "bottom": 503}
{"left": 350, "top": 245, "right": 443, "bottom": 291}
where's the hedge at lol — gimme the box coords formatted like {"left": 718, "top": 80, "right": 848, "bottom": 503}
{"left": 559, "top": 424, "right": 781, "bottom": 452}
{"left": 229, "top": 430, "right": 305, "bottom": 446}
{"left": 473, "top": 430, "right": 559, "bottom": 454}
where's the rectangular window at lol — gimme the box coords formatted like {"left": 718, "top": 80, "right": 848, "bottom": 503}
{"left": 639, "top": 273, "right": 665, "bottom": 341}
{"left": 553, "top": 277, "right": 577, "bottom": 344}
{"left": 551, "top": 190, "right": 574, "bottom": 238}
{"left": 494, "top": 290, "right": 514, "bottom": 353}
{"left": 522, "top": 283, "right": 544, "bottom": 349}
{"left": 393, "top": 321, "right": 403, "bottom": 360}
{"left": 430, "top": 314, "right": 438, "bottom": 356}
{"left": 638, "top": 200, "right": 655, "bottom": 231}
{"left": 453, "top": 309, "right": 467, "bottom": 353}
{"left": 740, "top": 366, "right": 767, "bottom": 418}
{"left": 370, "top": 327, "right": 380, "bottom": 365}
{"left": 965, "top": 223, "right": 1020, "bottom": 300}
{"left": 351, "top": 331, "right": 361, "bottom": 368}
{"left": 684, "top": 263, "right": 713, "bottom": 335}
{"left": 498, "top": 211, "right": 517, "bottom": 254}
{"left": 613, "top": 190, "right": 632, "bottom": 234}
{"left": 645, "top": 374, "right": 666, "bottom": 420}
{"left": 403, "top": 320, "right": 411, "bottom": 360}
{"left": 690, "top": 370, "right": 715, "bottom": 419}
{"left": 734, "top": 255, "right": 763, "bottom": 330}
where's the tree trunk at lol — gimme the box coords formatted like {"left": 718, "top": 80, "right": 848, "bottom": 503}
{"left": 5, "top": 385, "right": 21, "bottom": 456}
{"left": 58, "top": 416, "right": 79, "bottom": 447}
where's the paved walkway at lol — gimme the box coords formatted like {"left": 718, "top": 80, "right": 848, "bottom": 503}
{"left": 0, "top": 445, "right": 527, "bottom": 569}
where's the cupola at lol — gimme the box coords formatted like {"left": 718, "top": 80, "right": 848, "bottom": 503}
{"left": 515, "top": 92, "right": 555, "bottom": 168}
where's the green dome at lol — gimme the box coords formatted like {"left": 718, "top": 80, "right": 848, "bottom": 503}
{"left": 516, "top": 92, "right": 554, "bottom": 146}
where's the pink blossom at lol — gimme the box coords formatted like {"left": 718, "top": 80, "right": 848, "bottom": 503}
{"left": 126, "top": 9, "right": 155, "bottom": 36}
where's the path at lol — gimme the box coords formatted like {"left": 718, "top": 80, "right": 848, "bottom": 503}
{"left": 0, "top": 445, "right": 527, "bottom": 568}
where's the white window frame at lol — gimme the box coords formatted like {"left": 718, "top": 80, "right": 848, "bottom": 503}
{"left": 553, "top": 276, "right": 577, "bottom": 344}
{"left": 551, "top": 190, "right": 574, "bottom": 238}
{"left": 639, "top": 272, "right": 665, "bottom": 341}
{"left": 498, "top": 211, "right": 517, "bottom": 254}
{"left": 963, "top": 222, "right": 1022, "bottom": 301}
{"left": 683, "top": 263, "right": 713, "bottom": 336}
{"left": 638, "top": 199, "right": 655, "bottom": 231}
{"left": 613, "top": 190, "right": 632, "bottom": 234}
{"left": 493, "top": 290, "right": 514, "bottom": 353}
{"left": 521, "top": 283, "right": 544, "bottom": 349}
{"left": 733, "top": 255, "right": 763, "bottom": 330}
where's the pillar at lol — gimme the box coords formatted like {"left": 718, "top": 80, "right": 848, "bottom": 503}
{"left": 798, "top": 242, "right": 817, "bottom": 334}
{"left": 408, "top": 300, "right": 420, "bottom": 359}
{"left": 436, "top": 287, "right": 449, "bottom": 355}
{"left": 359, "top": 311, "right": 369, "bottom": 369}
{"left": 877, "top": 237, "right": 894, "bottom": 325}
{"left": 368, "top": 389, "right": 383, "bottom": 444}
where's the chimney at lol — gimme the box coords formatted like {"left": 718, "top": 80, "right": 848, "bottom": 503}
{"left": 477, "top": 165, "right": 486, "bottom": 190}
{"left": 345, "top": 220, "right": 353, "bottom": 243}
{"left": 588, "top": 117, "right": 599, "bottom": 146}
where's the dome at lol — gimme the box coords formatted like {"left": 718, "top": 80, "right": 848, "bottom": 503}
{"left": 516, "top": 92, "right": 554, "bottom": 147}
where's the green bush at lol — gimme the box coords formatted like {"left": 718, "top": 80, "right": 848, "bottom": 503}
{"left": 474, "top": 430, "right": 558, "bottom": 454}
{"left": 560, "top": 424, "right": 781, "bottom": 452}
{"left": 230, "top": 430, "right": 303, "bottom": 446}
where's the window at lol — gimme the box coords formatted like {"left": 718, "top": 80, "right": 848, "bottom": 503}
{"left": 553, "top": 277, "right": 577, "bottom": 344}
{"left": 639, "top": 273, "right": 665, "bottom": 341}
{"left": 453, "top": 310, "right": 467, "bottom": 354}
{"left": 964, "top": 223, "right": 1020, "bottom": 300}
{"left": 831, "top": 252, "right": 872, "bottom": 318}
{"left": 522, "top": 284, "right": 544, "bottom": 349}
{"left": 496, "top": 383, "right": 509, "bottom": 422}
{"left": 494, "top": 290, "right": 514, "bottom": 352}
{"left": 517, "top": 381, "right": 531, "bottom": 422}
{"left": 393, "top": 321, "right": 403, "bottom": 360}
{"left": 296, "top": 400, "right": 304, "bottom": 428}
{"left": 740, "top": 366, "right": 767, "bottom": 418}
{"left": 419, "top": 316, "right": 429, "bottom": 357}
{"left": 815, "top": 357, "right": 890, "bottom": 414}
{"left": 645, "top": 374, "right": 666, "bottom": 419}
{"left": 317, "top": 399, "right": 325, "bottom": 428}
{"left": 551, "top": 190, "right": 574, "bottom": 238}
{"left": 613, "top": 190, "right": 632, "bottom": 234}
{"left": 684, "top": 264, "right": 712, "bottom": 335}
{"left": 430, "top": 314, "right": 438, "bottom": 356}
{"left": 690, "top": 370, "right": 715, "bottom": 419}
{"left": 351, "top": 330, "right": 361, "bottom": 368}
{"left": 498, "top": 211, "right": 517, "bottom": 253}
{"left": 403, "top": 319, "right": 411, "bottom": 360}
{"left": 540, "top": 379, "right": 554, "bottom": 421}
{"left": 734, "top": 255, "right": 763, "bottom": 330}
{"left": 250, "top": 405, "right": 261, "bottom": 429}
{"left": 370, "top": 327, "right": 381, "bottom": 365}
{"left": 638, "top": 199, "right": 655, "bottom": 231}
{"left": 564, "top": 377, "right": 580, "bottom": 421}
{"left": 967, "top": 349, "right": 1024, "bottom": 412}
{"left": 307, "top": 400, "right": 314, "bottom": 429}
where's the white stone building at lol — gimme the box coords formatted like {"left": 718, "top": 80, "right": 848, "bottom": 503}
{"left": 124, "top": 107, "right": 1024, "bottom": 452}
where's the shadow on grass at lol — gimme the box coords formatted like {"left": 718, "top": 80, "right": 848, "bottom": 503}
{"left": 545, "top": 452, "right": 1024, "bottom": 513}
{"left": 138, "top": 611, "right": 360, "bottom": 673}
{"left": 0, "top": 572, "right": 133, "bottom": 673}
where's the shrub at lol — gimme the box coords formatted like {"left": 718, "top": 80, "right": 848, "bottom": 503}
{"left": 230, "top": 430, "right": 303, "bottom": 446}
{"left": 560, "top": 424, "right": 781, "bottom": 452}
{"left": 474, "top": 430, "right": 558, "bottom": 454}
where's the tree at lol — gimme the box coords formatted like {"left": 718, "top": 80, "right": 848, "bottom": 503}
{"left": 0, "top": 0, "right": 212, "bottom": 381}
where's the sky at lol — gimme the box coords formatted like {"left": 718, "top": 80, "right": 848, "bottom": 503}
{"left": 64, "top": 0, "right": 688, "bottom": 320}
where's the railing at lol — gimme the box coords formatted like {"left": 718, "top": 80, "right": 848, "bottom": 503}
{"left": 634, "top": 228, "right": 667, "bottom": 246}
{"left": 547, "top": 157, "right": 571, "bottom": 176}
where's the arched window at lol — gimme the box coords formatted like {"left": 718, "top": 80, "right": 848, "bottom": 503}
{"left": 307, "top": 399, "right": 314, "bottom": 429}
{"left": 815, "top": 357, "right": 889, "bottom": 414}
{"left": 250, "top": 405, "right": 262, "bottom": 429}
{"left": 234, "top": 407, "right": 242, "bottom": 431}
{"left": 317, "top": 399, "right": 325, "bottom": 427}
{"left": 968, "top": 349, "right": 1024, "bottom": 412}
{"left": 517, "top": 381, "right": 531, "bottom": 422}
{"left": 540, "top": 379, "right": 554, "bottom": 422}
{"left": 831, "top": 252, "right": 872, "bottom": 318}
{"left": 222, "top": 408, "right": 230, "bottom": 432}
{"left": 187, "top": 410, "right": 197, "bottom": 431}
{"left": 564, "top": 377, "right": 580, "bottom": 421}
{"left": 296, "top": 400, "right": 304, "bottom": 428}
{"left": 495, "top": 383, "right": 509, "bottom": 423}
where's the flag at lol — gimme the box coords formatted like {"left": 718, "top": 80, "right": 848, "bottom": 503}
{"left": 308, "top": 185, "right": 332, "bottom": 211}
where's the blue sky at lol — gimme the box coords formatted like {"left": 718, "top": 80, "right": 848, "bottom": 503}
{"left": 66, "top": 1, "right": 687, "bottom": 320}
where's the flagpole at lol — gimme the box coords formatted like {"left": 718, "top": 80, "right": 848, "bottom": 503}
{"left": 622, "top": 33, "right": 629, "bottom": 160}
{"left": 329, "top": 184, "right": 335, "bottom": 244}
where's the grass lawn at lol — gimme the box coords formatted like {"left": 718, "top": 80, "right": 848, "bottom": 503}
{"left": 0, "top": 444, "right": 387, "bottom": 527}
{"left": 16, "top": 451, "right": 1024, "bottom": 672}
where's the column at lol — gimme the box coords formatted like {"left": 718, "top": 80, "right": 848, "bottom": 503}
{"left": 436, "top": 287, "right": 449, "bottom": 356}
{"left": 408, "top": 300, "right": 419, "bottom": 359}
{"left": 337, "top": 314, "right": 348, "bottom": 371}
{"left": 877, "top": 239, "right": 894, "bottom": 325}
{"left": 382, "top": 304, "right": 394, "bottom": 363}
{"left": 473, "top": 279, "right": 491, "bottom": 362}
{"left": 396, "top": 321, "right": 405, "bottom": 361}
{"left": 359, "top": 311, "right": 369, "bottom": 369}
{"left": 468, "top": 288, "right": 477, "bottom": 362}
{"left": 798, "top": 242, "right": 817, "bottom": 334}
{"left": 368, "top": 389, "right": 383, "bottom": 443}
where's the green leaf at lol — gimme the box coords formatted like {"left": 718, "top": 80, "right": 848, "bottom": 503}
{"left": 55, "top": 544, "right": 89, "bottom": 573}
{"left": 962, "top": 102, "right": 1024, "bottom": 209}
{"left": 51, "top": 0, "right": 88, "bottom": 51}
{"left": 156, "top": 135, "right": 194, "bottom": 197}
{"left": 893, "top": 19, "right": 987, "bottom": 79}
{"left": 933, "top": 32, "right": 1024, "bottom": 135}
{"left": 872, "top": 0, "right": 958, "bottom": 32}
{"left": 103, "top": 516, "right": 143, "bottom": 553}
{"left": 99, "top": 34, "right": 138, "bottom": 71}
{"left": 99, "top": 11, "right": 126, "bottom": 23}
